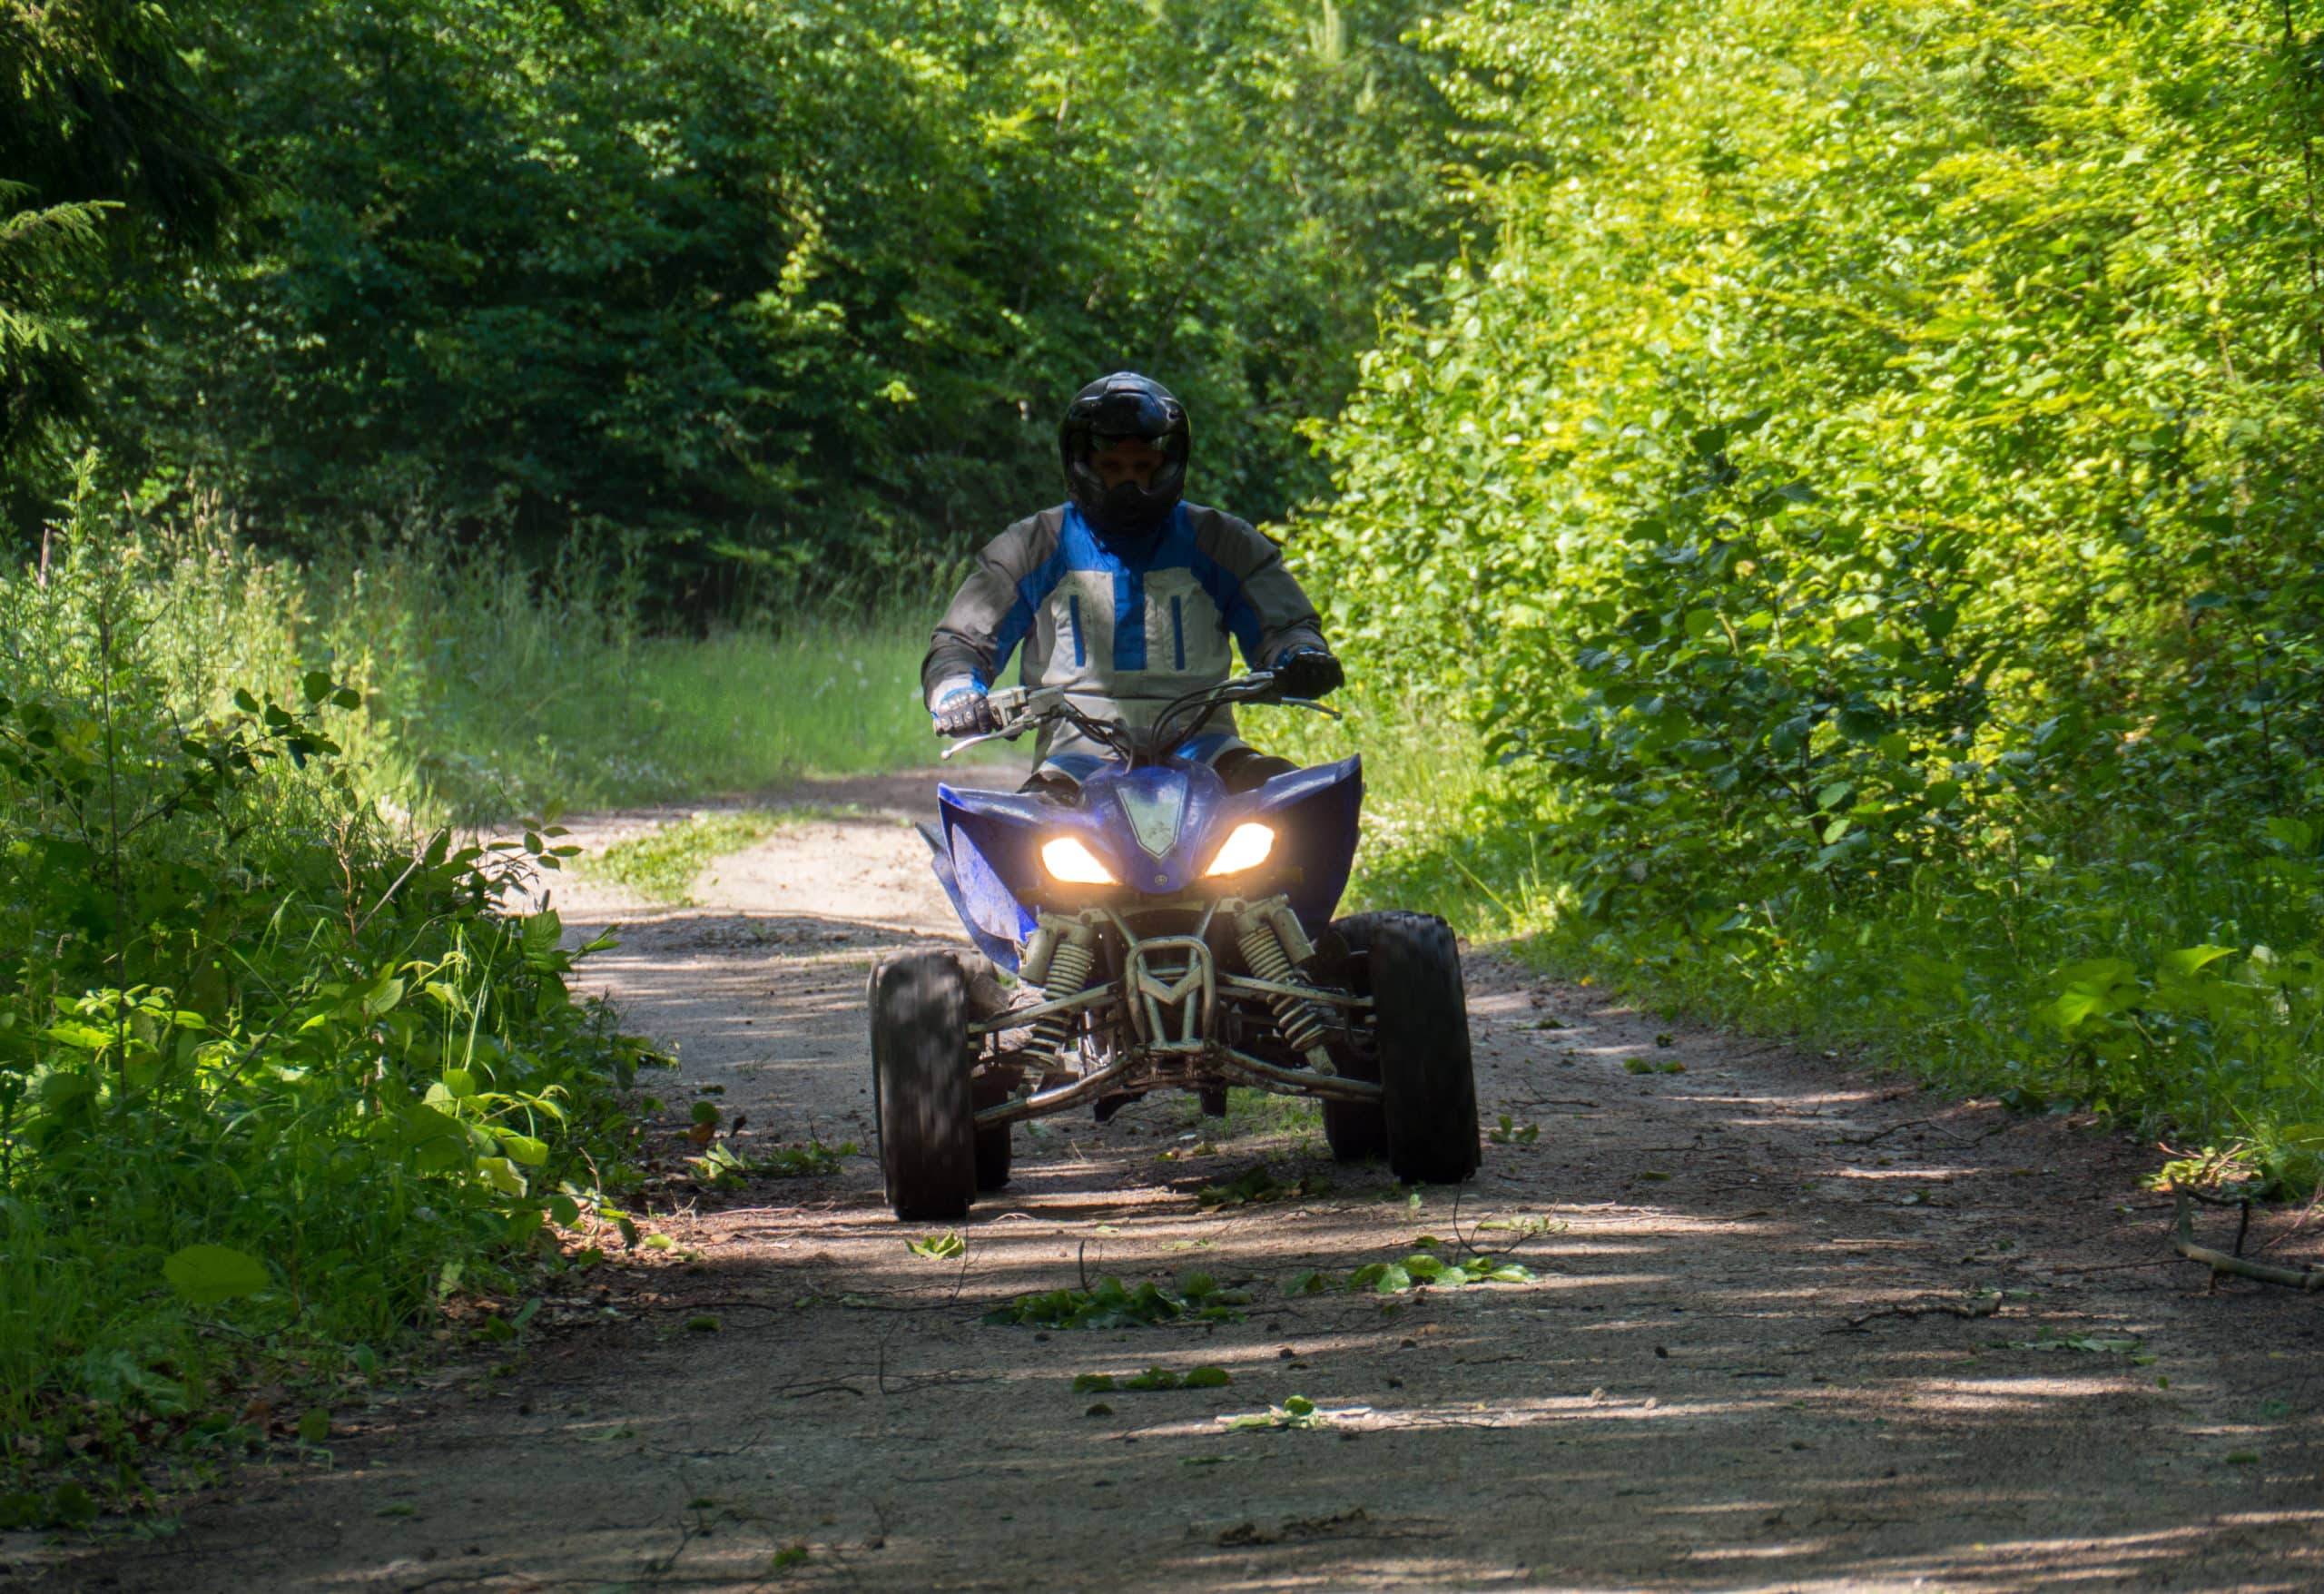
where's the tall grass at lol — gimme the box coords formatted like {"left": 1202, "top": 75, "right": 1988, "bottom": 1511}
{"left": 278, "top": 520, "right": 942, "bottom": 821}
{"left": 0, "top": 485, "right": 665, "bottom": 1513}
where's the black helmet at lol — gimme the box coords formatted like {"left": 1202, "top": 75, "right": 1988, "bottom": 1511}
{"left": 1059, "top": 371, "right": 1189, "bottom": 536}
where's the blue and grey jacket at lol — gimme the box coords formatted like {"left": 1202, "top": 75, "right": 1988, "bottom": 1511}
{"left": 922, "top": 502, "right": 1327, "bottom": 779}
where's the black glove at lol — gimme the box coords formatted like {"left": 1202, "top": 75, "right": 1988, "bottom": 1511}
{"left": 1272, "top": 647, "right": 1344, "bottom": 701}
{"left": 932, "top": 687, "right": 999, "bottom": 738}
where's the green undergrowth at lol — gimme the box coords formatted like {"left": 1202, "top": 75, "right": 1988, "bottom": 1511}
{"left": 1195, "top": 1163, "right": 1330, "bottom": 1208}
{"left": 0, "top": 485, "right": 657, "bottom": 1517}
{"left": 384, "top": 623, "right": 940, "bottom": 821}
{"left": 1334, "top": 712, "right": 2324, "bottom": 1193}
{"left": 94, "top": 487, "right": 946, "bottom": 828}
{"left": 1288, "top": 1252, "right": 1534, "bottom": 1294}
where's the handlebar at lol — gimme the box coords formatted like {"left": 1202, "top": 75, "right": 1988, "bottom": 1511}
{"left": 938, "top": 672, "right": 1340, "bottom": 763}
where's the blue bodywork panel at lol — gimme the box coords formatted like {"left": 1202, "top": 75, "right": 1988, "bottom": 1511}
{"left": 933, "top": 753, "right": 1364, "bottom": 972}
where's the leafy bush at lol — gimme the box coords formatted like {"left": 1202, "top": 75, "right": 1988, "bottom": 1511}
{"left": 0, "top": 482, "right": 648, "bottom": 1487}
{"left": 1295, "top": 0, "right": 2324, "bottom": 1181}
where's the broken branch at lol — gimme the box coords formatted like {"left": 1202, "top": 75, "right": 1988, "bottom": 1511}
{"left": 2171, "top": 1188, "right": 2324, "bottom": 1291}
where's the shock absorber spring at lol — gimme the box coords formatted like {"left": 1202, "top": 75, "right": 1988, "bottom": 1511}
{"left": 1028, "top": 936, "right": 1096, "bottom": 1060}
{"left": 1237, "top": 916, "right": 1334, "bottom": 1072}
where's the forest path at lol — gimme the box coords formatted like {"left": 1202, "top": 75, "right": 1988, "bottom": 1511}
{"left": 68, "top": 773, "right": 2324, "bottom": 1592}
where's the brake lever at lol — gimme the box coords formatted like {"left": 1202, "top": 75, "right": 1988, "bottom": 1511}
{"left": 940, "top": 722, "right": 1030, "bottom": 759}
{"left": 1278, "top": 695, "right": 1343, "bottom": 719}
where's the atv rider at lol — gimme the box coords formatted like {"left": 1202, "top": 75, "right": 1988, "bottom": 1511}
{"left": 922, "top": 371, "right": 1343, "bottom": 792}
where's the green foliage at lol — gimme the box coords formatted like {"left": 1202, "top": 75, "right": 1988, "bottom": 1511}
{"left": 1, "top": 193, "right": 113, "bottom": 469}
{"left": 1219, "top": 1393, "right": 1335, "bottom": 1431}
{"left": 1216, "top": 1085, "right": 1324, "bottom": 1137}
{"left": 161, "top": 1245, "right": 271, "bottom": 1306}
{"left": 104, "top": 494, "right": 952, "bottom": 823}
{"left": 687, "top": 1139, "right": 853, "bottom": 1188}
{"left": 983, "top": 1273, "right": 1250, "bottom": 1330}
{"left": 55, "top": 0, "right": 1466, "bottom": 605}
{"left": 1286, "top": 1253, "right": 1533, "bottom": 1295}
{"left": 0, "top": 484, "right": 645, "bottom": 1483}
{"left": 1299, "top": 0, "right": 2324, "bottom": 1182}
{"left": 1, "top": 1, "right": 241, "bottom": 476}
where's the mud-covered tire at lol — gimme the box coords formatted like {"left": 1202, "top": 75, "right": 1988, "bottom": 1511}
{"left": 870, "top": 953, "right": 977, "bottom": 1220}
{"left": 1321, "top": 913, "right": 1393, "bottom": 1163}
{"left": 1367, "top": 912, "right": 1480, "bottom": 1184}
{"left": 970, "top": 1074, "right": 1013, "bottom": 1192}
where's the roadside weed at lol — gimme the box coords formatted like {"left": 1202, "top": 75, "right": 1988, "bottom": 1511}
{"left": 1218, "top": 1395, "right": 1369, "bottom": 1432}
{"left": 985, "top": 1274, "right": 1250, "bottom": 1329}
{"left": 1288, "top": 1255, "right": 1535, "bottom": 1295}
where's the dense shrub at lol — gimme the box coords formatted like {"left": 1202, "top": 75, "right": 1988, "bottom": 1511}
{"left": 1296, "top": 0, "right": 2324, "bottom": 1178}
{"left": 0, "top": 475, "right": 649, "bottom": 1490}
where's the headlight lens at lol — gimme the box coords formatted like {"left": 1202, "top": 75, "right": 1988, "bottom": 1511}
{"left": 1204, "top": 822, "right": 1276, "bottom": 876}
{"left": 1041, "top": 836, "right": 1118, "bottom": 885}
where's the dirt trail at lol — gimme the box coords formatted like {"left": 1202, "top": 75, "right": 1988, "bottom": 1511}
{"left": 58, "top": 773, "right": 2324, "bottom": 1592}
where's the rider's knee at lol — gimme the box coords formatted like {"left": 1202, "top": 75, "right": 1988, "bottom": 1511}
{"left": 1216, "top": 749, "right": 1298, "bottom": 793}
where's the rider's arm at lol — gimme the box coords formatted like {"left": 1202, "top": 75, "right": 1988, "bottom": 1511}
{"left": 921, "top": 511, "right": 1062, "bottom": 711}
{"left": 1187, "top": 508, "right": 1329, "bottom": 671}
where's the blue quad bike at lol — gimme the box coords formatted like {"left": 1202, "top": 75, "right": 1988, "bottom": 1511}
{"left": 867, "top": 671, "right": 1479, "bottom": 1221}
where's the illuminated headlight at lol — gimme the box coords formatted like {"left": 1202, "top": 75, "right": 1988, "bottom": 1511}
{"left": 1204, "top": 822, "right": 1276, "bottom": 876}
{"left": 1041, "top": 836, "right": 1118, "bottom": 885}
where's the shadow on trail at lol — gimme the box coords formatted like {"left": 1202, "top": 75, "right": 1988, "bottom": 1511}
{"left": 445, "top": 1096, "right": 2321, "bottom": 1591}
{"left": 61, "top": 928, "right": 2324, "bottom": 1591}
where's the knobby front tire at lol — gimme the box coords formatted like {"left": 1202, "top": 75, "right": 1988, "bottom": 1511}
{"left": 1366, "top": 911, "right": 1481, "bottom": 1184}
{"left": 870, "top": 953, "right": 978, "bottom": 1220}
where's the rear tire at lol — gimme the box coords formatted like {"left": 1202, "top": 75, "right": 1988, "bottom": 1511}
{"left": 1321, "top": 913, "right": 1393, "bottom": 1163}
{"left": 870, "top": 953, "right": 977, "bottom": 1220}
{"left": 1367, "top": 912, "right": 1480, "bottom": 1184}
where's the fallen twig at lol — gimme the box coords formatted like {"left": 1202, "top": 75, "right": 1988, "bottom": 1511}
{"left": 1829, "top": 1116, "right": 1952, "bottom": 1146}
{"left": 2046, "top": 1258, "right": 2181, "bottom": 1275}
{"left": 1827, "top": 1291, "right": 2002, "bottom": 1333}
{"left": 645, "top": 1298, "right": 785, "bottom": 1314}
{"left": 2171, "top": 1188, "right": 2324, "bottom": 1291}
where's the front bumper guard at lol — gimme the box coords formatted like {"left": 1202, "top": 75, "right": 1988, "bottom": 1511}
{"left": 965, "top": 902, "right": 1381, "bottom": 1129}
